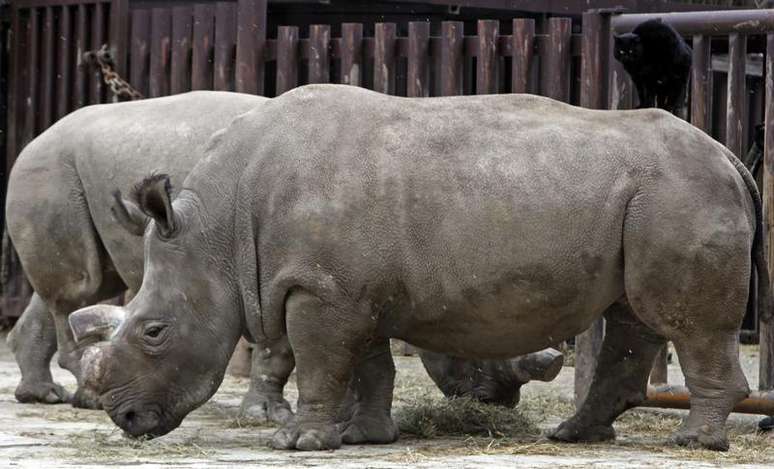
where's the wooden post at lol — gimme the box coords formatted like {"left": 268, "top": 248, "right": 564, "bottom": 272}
{"left": 90, "top": 2, "right": 106, "bottom": 103}
{"left": 649, "top": 344, "right": 669, "bottom": 384}
{"left": 341, "top": 23, "right": 363, "bottom": 87}
{"left": 24, "top": 7, "right": 38, "bottom": 145}
{"left": 235, "top": 0, "right": 266, "bottom": 95}
{"left": 75, "top": 4, "right": 89, "bottom": 107}
{"left": 760, "top": 33, "right": 774, "bottom": 392}
{"left": 575, "top": 11, "right": 612, "bottom": 409}
{"left": 56, "top": 5, "right": 72, "bottom": 117}
{"left": 149, "top": 8, "right": 171, "bottom": 98}
{"left": 309, "top": 24, "right": 330, "bottom": 84}
{"left": 691, "top": 34, "right": 712, "bottom": 133}
{"left": 511, "top": 18, "right": 535, "bottom": 94}
{"left": 476, "top": 20, "right": 498, "bottom": 95}
{"left": 276, "top": 26, "right": 299, "bottom": 95}
{"left": 40, "top": 7, "right": 54, "bottom": 129}
{"left": 191, "top": 4, "right": 214, "bottom": 91}
{"left": 440, "top": 21, "right": 463, "bottom": 96}
{"left": 109, "top": 0, "right": 129, "bottom": 80}
{"left": 213, "top": 2, "right": 236, "bottom": 91}
{"left": 374, "top": 23, "right": 396, "bottom": 95}
{"left": 170, "top": 7, "right": 193, "bottom": 95}
{"left": 726, "top": 33, "right": 747, "bottom": 158}
{"left": 542, "top": 17, "right": 572, "bottom": 102}
{"left": 407, "top": 21, "right": 429, "bottom": 98}
{"left": 129, "top": 9, "right": 151, "bottom": 97}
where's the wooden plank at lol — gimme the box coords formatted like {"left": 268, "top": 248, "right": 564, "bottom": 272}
{"left": 407, "top": 21, "right": 429, "bottom": 98}
{"left": 341, "top": 23, "right": 363, "bottom": 87}
{"left": 276, "top": 25, "right": 299, "bottom": 95}
{"left": 542, "top": 17, "right": 571, "bottom": 102}
{"left": 91, "top": 2, "right": 106, "bottom": 103}
{"left": 374, "top": 23, "right": 396, "bottom": 95}
{"left": 23, "top": 7, "right": 38, "bottom": 146}
{"left": 149, "top": 8, "right": 172, "bottom": 98}
{"left": 130, "top": 8, "right": 151, "bottom": 97}
{"left": 476, "top": 19, "right": 498, "bottom": 95}
{"left": 308, "top": 24, "right": 330, "bottom": 84}
{"left": 170, "top": 6, "right": 193, "bottom": 95}
{"left": 109, "top": 0, "right": 129, "bottom": 78}
{"left": 191, "top": 4, "right": 214, "bottom": 91}
{"left": 56, "top": 5, "right": 72, "bottom": 117}
{"left": 760, "top": 32, "right": 774, "bottom": 391}
{"left": 649, "top": 344, "right": 669, "bottom": 385}
{"left": 511, "top": 18, "right": 535, "bottom": 94}
{"left": 440, "top": 21, "right": 463, "bottom": 96}
{"left": 610, "top": 59, "right": 634, "bottom": 110}
{"left": 213, "top": 2, "right": 236, "bottom": 91}
{"left": 726, "top": 33, "right": 747, "bottom": 158}
{"left": 7, "top": 7, "right": 23, "bottom": 168}
{"left": 74, "top": 3, "right": 88, "bottom": 108}
{"left": 235, "top": 0, "right": 266, "bottom": 94}
{"left": 691, "top": 34, "right": 712, "bottom": 133}
{"left": 40, "top": 6, "right": 54, "bottom": 130}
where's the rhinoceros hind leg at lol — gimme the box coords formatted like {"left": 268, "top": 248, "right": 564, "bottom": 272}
{"left": 239, "top": 337, "right": 295, "bottom": 425}
{"left": 340, "top": 339, "right": 398, "bottom": 445}
{"left": 549, "top": 298, "right": 664, "bottom": 444}
{"left": 9, "top": 293, "right": 70, "bottom": 404}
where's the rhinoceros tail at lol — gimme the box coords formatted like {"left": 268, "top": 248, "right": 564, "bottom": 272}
{"left": 728, "top": 152, "right": 772, "bottom": 322}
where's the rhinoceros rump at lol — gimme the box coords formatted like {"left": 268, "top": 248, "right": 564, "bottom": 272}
{"left": 72, "top": 85, "right": 767, "bottom": 451}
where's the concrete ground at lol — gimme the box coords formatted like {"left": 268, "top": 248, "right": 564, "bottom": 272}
{"left": 0, "top": 334, "right": 773, "bottom": 468}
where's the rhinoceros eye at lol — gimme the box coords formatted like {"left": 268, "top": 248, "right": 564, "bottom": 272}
{"left": 145, "top": 325, "right": 165, "bottom": 338}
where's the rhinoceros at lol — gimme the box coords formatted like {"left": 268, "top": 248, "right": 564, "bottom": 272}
{"left": 71, "top": 84, "right": 768, "bottom": 451}
{"left": 5, "top": 89, "right": 562, "bottom": 417}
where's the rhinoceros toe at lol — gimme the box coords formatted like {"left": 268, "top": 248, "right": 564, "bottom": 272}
{"left": 672, "top": 425, "right": 729, "bottom": 452}
{"left": 15, "top": 379, "right": 71, "bottom": 404}
{"left": 269, "top": 422, "right": 341, "bottom": 451}
{"left": 239, "top": 394, "right": 294, "bottom": 425}
{"left": 548, "top": 417, "right": 615, "bottom": 443}
{"left": 341, "top": 414, "right": 399, "bottom": 444}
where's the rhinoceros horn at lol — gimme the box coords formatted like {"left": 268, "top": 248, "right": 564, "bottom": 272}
{"left": 69, "top": 304, "right": 127, "bottom": 343}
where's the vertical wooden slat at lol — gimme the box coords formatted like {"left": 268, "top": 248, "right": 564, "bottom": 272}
{"left": 56, "top": 6, "right": 72, "bottom": 117}
{"left": 575, "top": 11, "right": 612, "bottom": 409}
{"left": 90, "top": 2, "right": 106, "bottom": 103}
{"left": 511, "top": 18, "right": 535, "bottom": 94}
{"left": 109, "top": 0, "right": 129, "bottom": 77}
{"left": 726, "top": 33, "right": 747, "bottom": 158}
{"left": 276, "top": 25, "right": 299, "bottom": 95}
{"left": 149, "top": 8, "right": 172, "bottom": 98}
{"left": 760, "top": 33, "right": 774, "bottom": 392}
{"left": 40, "top": 6, "right": 55, "bottom": 130}
{"left": 476, "top": 19, "right": 498, "bottom": 95}
{"left": 542, "top": 17, "right": 572, "bottom": 102}
{"left": 74, "top": 3, "right": 88, "bottom": 108}
{"left": 440, "top": 21, "right": 463, "bottom": 96}
{"left": 308, "top": 24, "right": 330, "bottom": 84}
{"left": 691, "top": 34, "right": 712, "bottom": 133}
{"left": 191, "top": 4, "right": 214, "bottom": 91}
{"left": 650, "top": 345, "right": 669, "bottom": 385}
{"left": 235, "top": 0, "right": 266, "bottom": 94}
{"left": 374, "top": 23, "right": 396, "bottom": 95}
{"left": 170, "top": 6, "right": 193, "bottom": 95}
{"left": 213, "top": 2, "right": 236, "bottom": 91}
{"left": 7, "top": 7, "right": 24, "bottom": 167}
{"left": 341, "top": 23, "right": 363, "bottom": 87}
{"left": 23, "top": 7, "right": 38, "bottom": 147}
{"left": 407, "top": 21, "right": 429, "bottom": 98}
{"left": 130, "top": 9, "right": 151, "bottom": 97}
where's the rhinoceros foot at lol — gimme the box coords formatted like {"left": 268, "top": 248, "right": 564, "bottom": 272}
{"left": 239, "top": 392, "right": 294, "bottom": 425}
{"left": 671, "top": 425, "right": 729, "bottom": 452}
{"left": 548, "top": 417, "right": 615, "bottom": 443}
{"left": 340, "top": 413, "right": 399, "bottom": 445}
{"left": 15, "top": 379, "right": 71, "bottom": 404}
{"left": 70, "top": 386, "right": 103, "bottom": 409}
{"left": 269, "top": 421, "right": 342, "bottom": 451}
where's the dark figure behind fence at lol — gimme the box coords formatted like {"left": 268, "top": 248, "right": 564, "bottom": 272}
{"left": 614, "top": 18, "right": 692, "bottom": 114}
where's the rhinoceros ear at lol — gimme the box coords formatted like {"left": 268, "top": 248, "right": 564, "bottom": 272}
{"left": 69, "top": 304, "right": 127, "bottom": 343}
{"left": 131, "top": 174, "right": 177, "bottom": 238}
{"left": 111, "top": 190, "right": 148, "bottom": 237}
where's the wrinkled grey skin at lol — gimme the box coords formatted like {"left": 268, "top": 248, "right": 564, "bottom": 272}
{"left": 5, "top": 91, "right": 272, "bottom": 410}
{"left": 75, "top": 85, "right": 768, "bottom": 451}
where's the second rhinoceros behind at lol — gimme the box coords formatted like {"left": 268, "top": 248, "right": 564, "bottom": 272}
{"left": 71, "top": 84, "right": 767, "bottom": 452}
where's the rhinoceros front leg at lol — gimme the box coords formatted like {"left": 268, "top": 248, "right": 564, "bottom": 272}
{"left": 239, "top": 336, "right": 295, "bottom": 424}
{"left": 51, "top": 304, "right": 102, "bottom": 409}
{"left": 270, "top": 289, "right": 370, "bottom": 451}
{"left": 7, "top": 293, "right": 70, "bottom": 404}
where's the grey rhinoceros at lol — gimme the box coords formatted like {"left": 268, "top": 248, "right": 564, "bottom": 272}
{"left": 5, "top": 89, "right": 561, "bottom": 417}
{"left": 71, "top": 84, "right": 768, "bottom": 451}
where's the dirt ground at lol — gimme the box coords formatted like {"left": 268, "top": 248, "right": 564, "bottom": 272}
{"left": 1, "top": 334, "right": 773, "bottom": 468}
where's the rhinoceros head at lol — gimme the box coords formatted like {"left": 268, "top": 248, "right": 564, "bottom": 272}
{"left": 70, "top": 174, "right": 243, "bottom": 438}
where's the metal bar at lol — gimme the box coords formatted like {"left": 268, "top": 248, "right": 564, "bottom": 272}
{"left": 235, "top": 0, "right": 266, "bottom": 94}
{"left": 644, "top": 385, "right": 774, "bottom": 415}
{"left": 308, "top": 24, "right": 330, "bottom": 84}
{"left": 407, "top": 21, "right": 429, "bottom": 98}
{"left": 761, "top": 32, "right": 774, "bottom": 392}
{"left": 149, "top": 8, "right": 171, "bottom": 98}
{"left": 542, "top": 17, "right": 571, "bottom": 102}
{"left": 440, "top": 21, "right": 463, "bottom": 97}
{"left": 476, "top": 19, "right": 498, "bottom": 95}
{"left": 614, "top": 9, "right": 774, "bottom": 36}
{"left": 691, "top": 34, "right": 712, "bottom": 133}
{"left": 170, "top": 6, "right": 193, "bottom": 95}
{"left": 726, "top": 33, "right": 747, "bottom": 158}
{"left": 91, "top": 2, "right": 106, "bottom": 103}
{"left": 213, "top": 2, "right": 236, "bottom": 91}
{"left": 74, "top": 3, "right": 88, "bottom": 108}
{"left": 340, "top": 23, "right": 363, "bottom": 87}
{"left": 511, "top": 18, "right": 534, "bottom": 94}
{"left": 40, "top": 6, "right": 54, "bottom": 129}
{"left": 276, "top": 25, "right": 299, "bottom": 95}
{"left": 191, "top": 4, "right": 214, "bottom": 91}
{"left": 56, "top": 5, "right": 72, "bottom": 117}
{"left": 374, "top": 23, "right": 396, "bottom": 95}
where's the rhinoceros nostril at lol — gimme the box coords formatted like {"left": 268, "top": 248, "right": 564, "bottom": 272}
{"left": 124, "top": 410, "right": 136, "bottom": 423}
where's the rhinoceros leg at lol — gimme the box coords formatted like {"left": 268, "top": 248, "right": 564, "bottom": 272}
{"left": 340, "top": 338, "right": 399, "bottom": 445}
{"left": 239, "top": 336, "right": 295, "bottom": 424}
{"left": 270, "top": 289, "right": 367, "bottom": 451}
{"left": 549, "top": 298, "right": 664, "bottom": 443}
{"left": 7, "top": 293, "right": 70, "bottom": 404}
